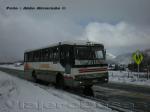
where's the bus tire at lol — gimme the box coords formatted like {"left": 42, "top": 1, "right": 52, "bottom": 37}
{"left": 55, "top": 74, "right": 65, "bottom": 89}
{"left": 83, "top": 85, "right": 94, "bottom": 96}
{"left": 32, "top": 70, "right": 38, "bottom": 83}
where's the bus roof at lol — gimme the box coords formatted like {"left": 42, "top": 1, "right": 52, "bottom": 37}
{"left": 25, "top": 40, "right": 104, "bottom": 53}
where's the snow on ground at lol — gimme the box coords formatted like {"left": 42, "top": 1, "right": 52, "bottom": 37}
{"left": 0, "top": 71, "right": 112, "bottom": 112}
{"left": 109, "top": 71, "right": 150, "bottom": 86}
{"left": 0, "top": 64, "right": 24, "bottom": 70}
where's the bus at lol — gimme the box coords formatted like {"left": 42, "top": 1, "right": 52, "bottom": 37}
{"left": 24, "top": 40, "right": 108, "bottom": 89}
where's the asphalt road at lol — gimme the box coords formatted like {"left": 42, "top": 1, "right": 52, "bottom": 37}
{"left": 93, "top": 84, "right": 150, "bottom": 112}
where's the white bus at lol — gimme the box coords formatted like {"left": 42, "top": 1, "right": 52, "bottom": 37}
{"left": 24, "top": 40, "right": 108, "bottom": 88}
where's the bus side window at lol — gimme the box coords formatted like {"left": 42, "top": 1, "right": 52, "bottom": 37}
{"left": 28, "top": 52, "right": 33, "bottom": 62}
{"left": 33, "top": 51, "right": 37, "bottom": 62}
{"left": 41, "top": 48, "right": 49, "bottom": 62}
{"left": 35, "top": 51, "right": 40, "bottom": 62}
{"left": 39, "top": 50, "right": 42, "bottom": 62}
{"left": 49, "top": 49, "right": 52, "bottom": 61}
{"left": 26, "top": 53, "right": 29, "bottom": 62}
{"left": 53, "top": 47, "right": 59, "bottom": 63}
{"left": 45, "top": 49, "right": 49, "bottom": 61}
{"left": 33, "top": 52, "right": 35, "bottom": 62}
{"left": 60, "top": 50, "right": 65, "bottom": 59}
{"left": 24, "top": 53, "right": 27, "bottom": 62}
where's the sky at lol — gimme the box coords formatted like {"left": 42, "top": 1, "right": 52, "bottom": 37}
{"left": 0, "top": 0, "right": 150, "bottom": 62}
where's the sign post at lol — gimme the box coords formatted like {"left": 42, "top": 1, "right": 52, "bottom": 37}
{"left": 132, "top": 49, "right": 143, "bottom": 79}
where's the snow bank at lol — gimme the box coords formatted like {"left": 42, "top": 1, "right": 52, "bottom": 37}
{"left": 109, "top": 71, "right": 150, "bottom": 87}
{"left": 0, "top": 64, "right": 24, "bottom": 70}
{"left": 0, "top": 71, "right": 112, "bottom": 112}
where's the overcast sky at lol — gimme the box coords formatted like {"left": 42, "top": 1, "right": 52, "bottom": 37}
{"left": 0, "top": 0, "right": 150, "bottom": 61}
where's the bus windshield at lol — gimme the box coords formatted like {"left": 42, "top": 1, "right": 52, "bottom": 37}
{"left": 75, "top": 46, "right": 105, "bottom": 65}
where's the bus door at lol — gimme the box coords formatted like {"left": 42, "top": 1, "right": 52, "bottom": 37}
{"left": 60, "top": 46, "right": 74, "bottom": 74}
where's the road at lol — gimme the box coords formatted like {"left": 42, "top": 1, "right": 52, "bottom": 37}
{"left": 0, "top": 67, "right": 150, "bottom": 112}
{"left": 93, "top": 83, "right": 150, "bottom": 112}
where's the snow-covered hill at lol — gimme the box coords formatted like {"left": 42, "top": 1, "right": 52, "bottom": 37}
{"left": 0, "top": 55, "right": 20, "bottom": 63}
{"left": 114, "top": 53, "right": 133, "bottom": 65}
{"left": 106, "top": 52, "right": 132, "bottom": 65}
{"left": 106, "top": 53, "right": 116, "bottom": 64}
{"left": 106, "top": 48, "right": 150, "bottom": 65}
{"left": 106, "top": 53, "right": 116, "bottom": 60}
{"left": 144, "top": 48, "right": 150, "bottom": 56}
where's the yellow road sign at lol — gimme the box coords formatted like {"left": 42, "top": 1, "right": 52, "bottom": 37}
{"left": 132, "top": 50, "right": 143, "bottom": 65}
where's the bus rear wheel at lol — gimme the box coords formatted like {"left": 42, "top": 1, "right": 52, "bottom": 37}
{"left": 32, "top": 71, "right": 38, "bottom": 83}
{"left": 55, "top": 74, "right": 65, "bottom": 89}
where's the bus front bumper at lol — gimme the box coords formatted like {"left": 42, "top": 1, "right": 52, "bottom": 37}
{"left": 65, "top": 72, "right": 108, "bottom": 88}
{"left": 74, "top": 76, "right": 108, "bottom": 87}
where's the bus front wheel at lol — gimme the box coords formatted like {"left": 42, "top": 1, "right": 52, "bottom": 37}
{"left": 83, "top": 85, "right": 94, "bottom": 96}
{"left": 55, "top": 74, "right": 65, "bottom": 89}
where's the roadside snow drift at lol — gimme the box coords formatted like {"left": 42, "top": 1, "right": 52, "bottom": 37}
{"left": 109, "top": 71, "right": 150, "bottom": 86}
{"left": 0, "top": 71, "right": 112, "bottom": 112}
{"left": 0, "top": 64, "right": 24, "bottom": 70}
